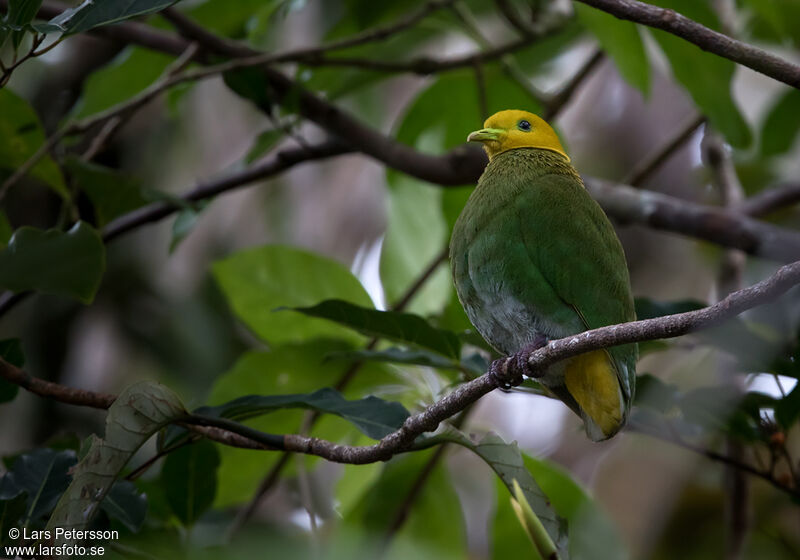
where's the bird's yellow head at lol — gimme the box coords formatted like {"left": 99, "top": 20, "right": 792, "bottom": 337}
{"left": 467, "top": 110, "right": 568, "bottom": 161}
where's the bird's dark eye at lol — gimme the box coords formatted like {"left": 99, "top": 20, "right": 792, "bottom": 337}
{"left": 518, "top": 120, "right": 531, "bottom": 132}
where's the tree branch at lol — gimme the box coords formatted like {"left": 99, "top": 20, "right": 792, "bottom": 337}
{"left": 573, "top": 0, "right": 800, "bottom": 89}
{"left": 622, "top": 112, "right": 706, "bottom": 187}
{"left": 181, "top": 258, "right": 800, "bottom": 465}
{"left": 3, "top": 259, "right": 800, "bottom": 493}
{"left": 736, "top": 183, "right": 800, "bottom": 218}
{"left": 585, "top": 178, "right": 800, "bottom": 262}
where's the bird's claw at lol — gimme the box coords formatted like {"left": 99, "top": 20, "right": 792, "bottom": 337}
{"left": 489, "top": 357, "right": 517, "bottom": 391}
{"left": 490, "top": 336, "right": 549, "bottom": 391}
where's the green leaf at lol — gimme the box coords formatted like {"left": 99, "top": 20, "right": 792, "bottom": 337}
{"left": 46, "top": 382, "right": 186, "bottom": 545}
{"left": 741, "top": 0, "right": 800, "bottom": 47}
{"left": 73, "top": 47, "right": 173, "bottom": 118}
{"left": 199, "top": 387, "right": 409, "bottom": 440}
{"left": 0, "top": 221, "right": 105, "bottom": 303}
{"left": 0, "top": 89, "right": 67, "bottom": 198}
{"left": 327, "top": 347, "right": 463, "bottom": 372}
{"left": 7, "top": 0, "right": 43, "bottom": 28}
{"left": 775, "top": 384, "right": 800, "bottom": 429}
{"left": 244, "top": 127, "right": 285, "bottom": 164}
{"left": 222, "top": 66, "right": 274, "bottom": 112}
{"left": 207, "top": 341, "right": 396, "bottom": 507}
{"left": 100, "top": 481, "right": 147, "bottom": 532}
{"left": 380, "top": 175, "right": 451, "bottom": 315}
{"left": 345, "top": 449, "right": 467, "bottom": 559}
{"left": 646, "top": 0, "right": 750, "bottom": 147}
{"left": 635, "top": 373, "right": 679, "bottom": 413}
{"left": 449, "top": 432, "right": 568, "bottom": 557}
{"left": 48, "top": 0, "right": 178, "bottom": 34}
{"left": 291, "top": 299, "right": 462, "bottom": 359}
{"left": 64, "top": 157, "right": 148, "bottom": 227}
{"left": 161, "top": 440, "right": 219, "bottom": 527}
{"left": 575, "top": 3, "right": 649, "bottom": 94}
{"left": 7, "top": 0, "right": 43, "bottom": 48}
{"left": 170, "top": 203, "right": 208, "bottom": 253}
{"left": 0, "top": 493, "right": 27, "bottom": 547}
{"left": 185, "top": 0, "right": 277, "bottom": 38}
{"left": 4, "top": 448, "right": 77, "bottom": 522}
{"left": 509, "top": 478, "right": 560, "bottom": 560}
{"left": 0, "top": 339, "right": 24, "bottom": 404}
{"left": 0, "top": 212, "right": 13, "bottom": 247}
{"left": 526, "top": 456, "right": 627, "bottom": 560}
{"left": 212, "top": 244, "right": 372, "bottom": 345}
{"left": 760, "top": 88, "right": 800, "bottom": 157}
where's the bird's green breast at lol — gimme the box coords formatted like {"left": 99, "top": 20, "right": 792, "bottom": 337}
{"left": 450, "top": 148, "right": 637, "bottom": 396}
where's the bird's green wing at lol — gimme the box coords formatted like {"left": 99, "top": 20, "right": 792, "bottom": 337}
{"left": 513, "top": 172, "right": 638, "bottom": 397}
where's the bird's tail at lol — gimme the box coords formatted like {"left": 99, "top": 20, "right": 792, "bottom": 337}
{"left": 563, "top": 350, "right": 626, "bottom": 442}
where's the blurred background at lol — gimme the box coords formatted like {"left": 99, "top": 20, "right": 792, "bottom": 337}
{"left": 1, "top": 0, "right": 800, "bottom": 558}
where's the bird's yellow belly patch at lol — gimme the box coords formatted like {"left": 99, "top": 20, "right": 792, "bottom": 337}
{"left": 564, "top": 350, "right": 623, "bottom": 440}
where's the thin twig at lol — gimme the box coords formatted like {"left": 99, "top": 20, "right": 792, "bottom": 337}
{"left": 544, "top": 49, "right": 604, "bottom": 121}
{"left": 622, "top": 112, "right": 706, "bottom": 186}
{"left": 574, "top": 0, "right": 800, "bottom": 88}
{"left": 450, "top": 1, "right": 548, "bottom": 105}
{"left": 171, "top": 258, "right": 800, "bottom": 467}
{"left": 736, "top": 183, "right": 800, "bottom": 217}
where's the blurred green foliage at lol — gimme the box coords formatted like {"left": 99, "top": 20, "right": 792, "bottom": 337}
{"left": 1, "top": 0, "right": 800, "bottom": 559}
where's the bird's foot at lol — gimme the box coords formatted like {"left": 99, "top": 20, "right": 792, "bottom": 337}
{"left": 490, "top": 335, "right": 549, "bottom": 391}
{"left": 489, "top": 357, "right": 518, "bottom": 392}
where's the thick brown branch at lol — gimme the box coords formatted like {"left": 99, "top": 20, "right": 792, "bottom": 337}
{"left": 574, "top": 0, "right": 800, "bottom": 89}
{"left": 585, "top": 178, "right": 800, "bottom": 262}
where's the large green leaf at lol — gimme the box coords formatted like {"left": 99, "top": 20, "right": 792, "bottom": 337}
{"left": 199, "top": 387, "right": 408, "bottom": 440}
{"left": 6, "top": 0, "right": 43, "bottom": 48}
{"left": 64, "top": 158, "right": 148, "bottom": 227}
{"left": 73, "top": 47, "right": 173, "bottom": 118}
{"left": 741, "top": 0, "right": 800, "bottom": 47}
{"left": 0, "top": 221, "right": 105, "bottom": 303}
{"left": 327, "top": 347, "right": 463, "bottom": 372}
{"left": 1, "top": 448, "right": 76, "bottom": 523}
{"left": 292, "top": 299, "right": 462, "bottom": 359}
{"left": 646, "top": 0, "right": 750, "bottom": 147}
{"left": 207, "top": 341, "right": 396, "bottom": 507}
{"left": 0, "top": 212, "right": 12, "bottom": 247}
{"left": 0, "top": 89, "right": 67, "bottom": 198}
{"left": 48, "top": 0, "right": 178, "bottom": 34}
{"left": 575, "top": 3, "right": 649, "bottom": 94}
{"left": 47, "top": 382, "right": 186, "bottom": 545}
{"left": 380, "top": 174, "right": 451, "bottom": 315}
{"left": 212, "top": 245, "right": 373, "bottom": 345}
{"left": 345, "top": 449, "right": 467, "bottom": 560}
{"left": 185, "top": 0, "right": 278, "bottom": 38}
{"left": 760, "top": 88, "right": 800, "bottom": 157}
{"left": 448, "top": 432, "right": 568, "bottom": 557}
{"left": 100, "top": 481, "right": 147, "bottom": 533}
{"left": 161, "top": 439, "right": 220, "bottom": 527}
{"left": 525, "top": 456, "right": 627, "bottom": 560}
{"left": 0, "top": 492, "right": 27, "bottom": 547}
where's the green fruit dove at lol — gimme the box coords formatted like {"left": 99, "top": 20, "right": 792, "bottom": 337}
{"left": 450, "top": 110, "right": 638, "bottom": 441}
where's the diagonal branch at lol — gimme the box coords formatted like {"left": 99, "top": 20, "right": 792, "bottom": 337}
{"left": 573, "top": 0, "right": 800, "bottom": 89}
{"left": 3, "top": 259, "right": 800, "bottom": 494}
{"left": 181, "top": 257, "right": 800, "bottom": 466}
